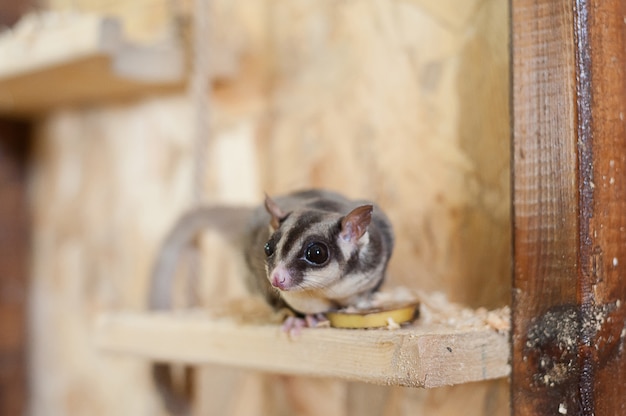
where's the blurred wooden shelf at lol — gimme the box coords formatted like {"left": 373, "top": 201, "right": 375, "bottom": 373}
{"left": 0, "top": 12, "right": 185, "bottom": 117}
{"left": 95, "top": 308, "right": 510, "bottom": 388}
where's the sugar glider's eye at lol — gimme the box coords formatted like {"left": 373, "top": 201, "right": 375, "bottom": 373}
{"left": 304, "top": 242, "right": 329, "bottom": 265}
{"left": 264, "top": 241, "right": 275, "bottom": 257}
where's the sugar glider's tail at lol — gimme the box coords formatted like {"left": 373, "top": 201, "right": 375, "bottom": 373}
{"left": 148, "top": 205, "right": 255, "bottom": 310}
{"left": 148, "top": 205, "right": 255, "bottom": 416}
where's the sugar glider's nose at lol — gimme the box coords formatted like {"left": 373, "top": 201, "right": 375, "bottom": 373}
{"left": 270, "top": 264, "right": 295, "bottom": 290}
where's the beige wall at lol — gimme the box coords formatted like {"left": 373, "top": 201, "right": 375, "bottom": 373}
{"left": 29, "top": 0, "right": 510, "bottom": 414}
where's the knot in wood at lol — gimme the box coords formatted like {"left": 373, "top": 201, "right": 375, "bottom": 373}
{"left": 523, "top": 302, "right": 623, "bottom": 389}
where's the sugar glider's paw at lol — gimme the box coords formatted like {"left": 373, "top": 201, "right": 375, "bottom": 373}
{"left": 282, "top": 313, "right": 329, "bottom": 337}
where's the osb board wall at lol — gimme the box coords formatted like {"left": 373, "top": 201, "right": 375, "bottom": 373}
{"left": 29, "top": 0, "right": 510, "bottom": 415}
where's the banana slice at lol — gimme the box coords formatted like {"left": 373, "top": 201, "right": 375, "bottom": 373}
{"left": 327, "top": 302, "right": 419, "bottom": 329}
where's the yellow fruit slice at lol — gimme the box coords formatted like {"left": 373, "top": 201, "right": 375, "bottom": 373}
{"left": 327, "top": 302, "right": 419, "bottom": 329}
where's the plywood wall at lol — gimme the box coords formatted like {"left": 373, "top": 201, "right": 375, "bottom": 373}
{"left": 29, "top": 0, "right": 510, "bottom": 414}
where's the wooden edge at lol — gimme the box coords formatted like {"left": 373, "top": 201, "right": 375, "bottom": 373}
{"left": 0, "top": 13, "right": 108, "bottom": 78}
{"left": 0, "top": 13, "right": 183, "bottom": 81}
{"left": 94, "top": 311, "right": 510, "bottom": 388}
{"left": 0, "top": 12, "right": 184, "bottom": 115}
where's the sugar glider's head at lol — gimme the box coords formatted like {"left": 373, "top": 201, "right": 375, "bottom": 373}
{"left": 262, "top": 194, "right": 374, "bottom": 296}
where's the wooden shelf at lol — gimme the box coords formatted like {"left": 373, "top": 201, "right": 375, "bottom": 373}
{"left": 95, "top": 304, "right": 510, "bottom": 388}
{"left": 0, "top": 12, "right": 185, "bottom": 116}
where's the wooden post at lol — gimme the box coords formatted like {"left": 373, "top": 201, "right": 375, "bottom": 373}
{"left": 512, "top": 0, "right": 626, "bottom": 414}
{"left": 0, "top": 1, "right": 34, "bottom": 412}
{"left": 0, "top": 121, "right": 30, "bottom": 416}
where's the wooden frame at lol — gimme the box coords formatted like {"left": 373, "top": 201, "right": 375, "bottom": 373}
{"left": 511, "top": 0, "right": 626, "bottom": 414}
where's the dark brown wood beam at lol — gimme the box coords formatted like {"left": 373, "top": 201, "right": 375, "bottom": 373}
{"left": 0, "top": 121, "right": 31, "bottom": 416}
{"left": 0, "top": 0, "right": 33, "bottom": 27}
{"left": 511, "top": 0, "right": 626, "bottom": 414}
{"left": 0, "top": 3, "right": 35, "bottom": 414}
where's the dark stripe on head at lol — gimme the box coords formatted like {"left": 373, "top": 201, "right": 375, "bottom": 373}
{"left": 308, "top": 198, "right": 344, "bottom": 213}
{"left": 279, "top": 212, "right": 326, "bottom": 258}
{"left": 341, "top": 226, "right": 386, "bottom": 277}
{"left": 288, "top": 260, "right": 309, "bottom": 278}
{"left": 344, "top": 251, "right": 360, "bottom": 273}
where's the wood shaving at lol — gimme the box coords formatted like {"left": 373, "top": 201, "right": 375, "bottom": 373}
{"left": 386, "top": 317, "right": 400, "bottom": 330}
{"left": 416, "top": 290, "right": 510, "bottom": 333}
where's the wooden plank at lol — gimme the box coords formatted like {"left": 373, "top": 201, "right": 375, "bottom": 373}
{"left": 0, "top": 120, "right": 31, "bottom": 416}
{"left": 94, "top": 310, "right": 510, "bottom": 388}
{"left": 511, "top": 0, "right": 626, "bottom": 414}
{"left": 0, "top": 12, "right": 184, "bottom": 116}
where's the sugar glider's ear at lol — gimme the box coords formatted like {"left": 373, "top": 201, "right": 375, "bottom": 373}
{"left": 340, "top": 205, "right": 373, "bottom": 244}
{"left": 264, "top": 193, "right": 287, "bottom": 231}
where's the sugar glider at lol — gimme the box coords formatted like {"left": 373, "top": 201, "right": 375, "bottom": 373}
{"left": 148, "top": 189, "right": 394, "bottom": 415}
{"left": 149, "top": 189, "right": 394, "bottom": 316}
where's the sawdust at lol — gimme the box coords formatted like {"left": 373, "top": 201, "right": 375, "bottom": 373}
{"left": 415, "top": 290, "right": 510, "bottom": 333}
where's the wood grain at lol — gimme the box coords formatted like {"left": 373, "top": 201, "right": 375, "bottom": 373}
{"left": 95, "top": 311, "right": 510, "bottom": 389}
{"left": 512, "top": 0, "right": 626, "bottom": 414}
